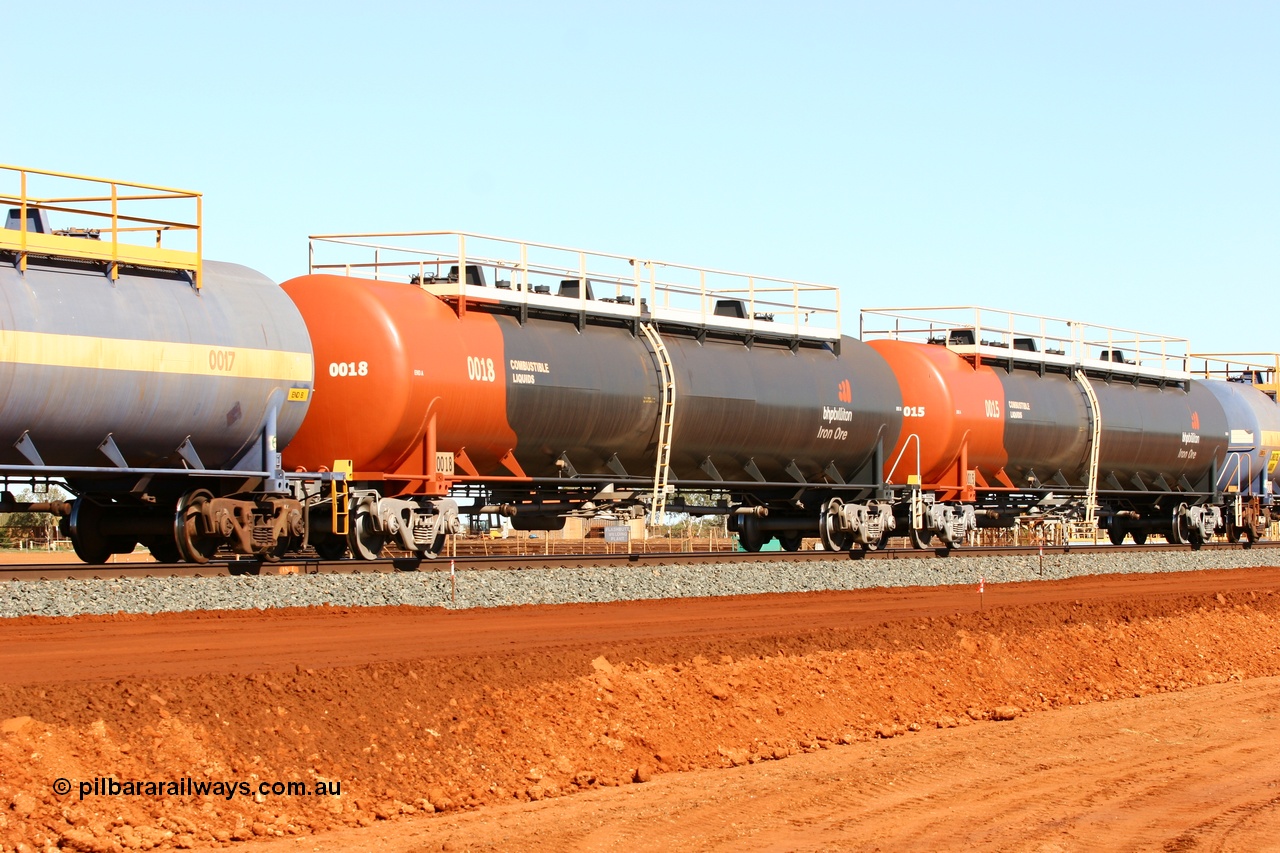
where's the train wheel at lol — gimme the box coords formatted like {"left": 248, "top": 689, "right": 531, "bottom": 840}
{"left": 1179, "top": 505, "right": 1197, "bottom": 547}
{"left": 778, "top": 532, "right": 804, "bottom": 552}
{"left": 70, "top": 541, "right": 112, "bottom": 564}
{"left": 1167, "top": 504, "right": 1188, "bottom": 546}
{"left": 175, "top": 490, "right": 220, "bottom": 564}
{"left": 738, "top": 515, "right": 767, "bottom": 552}
{"left": 419, "top": 533, "right": 448, "bottom": 560}
{"left": 1107, "top": 524, "right": 1126, "bottom": 546}
{"left": 1131, "top": 530, "right": 1148, "bottom": 545}
{"left": 908, "top": 527, "right": 931, "bottom": 550}
{"left": 312, "top": 535, "right": 348, "bottom": 560}
{"left": 145, "top": 536, "right": 182, "bottom": 563}
{"left": 270, "top": 536, "right": 300, "bottom": 562}
{"left": 68, "top": 498, "right": 111, "bottom": 564}
{"left": 819, "top": 498, "right": 853, "bottom": 552}
{"left": 348, "top": 497, "right": 387, "bottom": 560}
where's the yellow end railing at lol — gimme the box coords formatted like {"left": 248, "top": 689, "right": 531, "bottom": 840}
{"left": 0, "top": 164, "right": 203, "bottom": 288}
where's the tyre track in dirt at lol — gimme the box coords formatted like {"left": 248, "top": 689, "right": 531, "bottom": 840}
{"left": 224, "top": 677, "right": 1280, "bottom": 852}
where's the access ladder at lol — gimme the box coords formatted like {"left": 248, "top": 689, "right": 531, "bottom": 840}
{"left": 331, "top": 459, "right": 353, "bottom": 536}
{"left": 640, "top": 323, "right": 676, "bottom": 523}
{"left": 1073, "top": 371, "right": 1102, "bottom": 527}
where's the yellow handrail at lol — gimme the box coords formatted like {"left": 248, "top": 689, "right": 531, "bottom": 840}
{"left": 0, "top": 164, "right": 203, "bottom": 289}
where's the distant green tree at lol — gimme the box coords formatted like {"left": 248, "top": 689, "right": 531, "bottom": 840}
{"left": 654, "top": 490, "right": 730, "bottom": 537}
{"left": 0, "top": 486, "right": 66, "bottom": 548}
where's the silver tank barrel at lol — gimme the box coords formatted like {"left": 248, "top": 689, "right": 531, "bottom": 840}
{"left": 0, "top": 258, "right": 314, "bottom": 474}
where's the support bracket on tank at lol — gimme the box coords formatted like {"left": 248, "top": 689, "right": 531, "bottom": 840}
{"left": 451, "top": 448, "right": 479, "bottom": 477}
{"left": 97, "top": 434, "right": 128, "bottom": 469}
{"left": 606, "top": 454, "right": 630, "bottom": 478}
{"left": 824, "top": 462, "right": 845, "bottom": 485}
{"left": 743, "top": 459, "right": 765, "bottom": 483}
{"left": 699, "top": 456, "right": 723, "bottom": 482}
{"left": 498, "top": 450, "right": 528, "bottom": 479}
{"left": 14, "top": 432, "right": 44, "bottom": 467}
{"left": 556, "top": 452, "right": 579, "bottom": 478}
{"left": 177, "top": 437, "right": 205, "bottom": 470}
{"left": 784, "top": 460, "right": 807, "bottom": 484}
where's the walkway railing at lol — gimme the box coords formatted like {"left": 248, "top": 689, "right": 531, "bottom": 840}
{"left": 308, "top": 230, "right": 842, "bottom": 340}
{"left": 0, "top": 164, "right": 203, "bottom": 288}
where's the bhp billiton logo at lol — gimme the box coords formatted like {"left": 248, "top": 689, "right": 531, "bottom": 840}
{"left": 1191, "top": 411, "right": 1200, "bottom": 430}
{"left": 837, "top": 380, "right": 852, "bottom": 403}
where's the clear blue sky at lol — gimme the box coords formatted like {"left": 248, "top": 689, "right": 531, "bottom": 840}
{"left": 7, "top": 1, "right": 1277, "bottom": 354}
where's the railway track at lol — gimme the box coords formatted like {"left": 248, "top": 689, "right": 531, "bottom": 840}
{"left": 3, "top": 539, "right": 1277, "bottom": 581}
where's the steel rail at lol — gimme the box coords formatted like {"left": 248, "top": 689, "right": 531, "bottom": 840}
{"left": 3, "top": 540, "right": 1277, "bottom": 581}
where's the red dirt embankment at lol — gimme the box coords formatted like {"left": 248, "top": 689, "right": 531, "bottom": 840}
{"left": 1, "top": 568, "right": 1279, "bottom": 851}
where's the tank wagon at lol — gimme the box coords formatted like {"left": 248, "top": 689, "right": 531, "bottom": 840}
{"left": 1193, "top": 353, "right": 1280, "bottom": 539}
{"left": 285, "top": 233, "right": 904, "bottom": 558}
{"left": 0, "top": 165, "right": 329, "bottom": 563}
{"left": 861, "top": 309, "right": 1279, "bottom": 548}
{"left": 284, "top": 235, "right": 1280, "bottom": 559}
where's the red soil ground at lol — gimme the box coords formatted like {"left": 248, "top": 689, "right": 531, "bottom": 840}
{"left": 1, "top": 567, "right": 1279, "bottom": 851}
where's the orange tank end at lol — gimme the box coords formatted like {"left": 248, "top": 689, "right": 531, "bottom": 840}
{"left": 868, "top": 339, "right": 1010, "bottom": 497}
{"left": 280, "top": 274, "right": 519, "bottom": 495}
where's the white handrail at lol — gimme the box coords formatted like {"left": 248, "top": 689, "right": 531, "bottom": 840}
{"left": 307, "top": 231, "right": 842, "bottom": 336}
{"left": 885, "top": 433, "right": 922, "bottom": 485}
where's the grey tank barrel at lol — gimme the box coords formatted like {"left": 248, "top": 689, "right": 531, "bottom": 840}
{"left": 0, "top": 258, "right": 314, "bottom": 479}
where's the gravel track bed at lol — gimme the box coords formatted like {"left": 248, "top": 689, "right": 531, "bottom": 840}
{"left": 1, "top": 549, "right": 1277, "bottom": 618}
